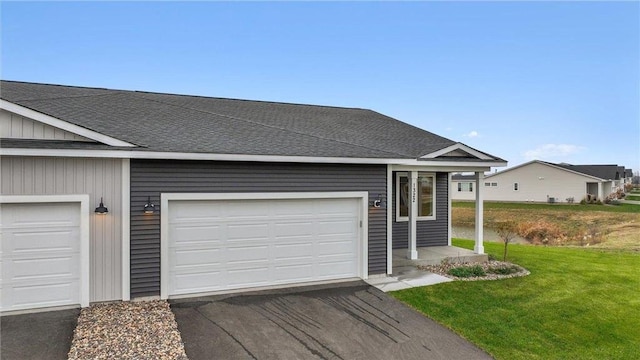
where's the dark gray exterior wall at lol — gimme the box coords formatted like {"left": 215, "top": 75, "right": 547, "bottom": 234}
{"left": 130, "top": 159, "right": 387, "bottom": 298}
{"left": 392, "top": 172, "right": 449, "bottom": 249}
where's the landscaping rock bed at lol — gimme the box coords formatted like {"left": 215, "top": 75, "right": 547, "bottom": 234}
{"left": 419, "top": 260, "right": 530, "bottom": 281}
{"left": 68, "top": 300, "right": 188, "bottom": 360}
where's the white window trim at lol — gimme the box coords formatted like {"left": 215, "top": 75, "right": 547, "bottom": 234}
{"left": 395, "top": 172, "right": 436, "bottom": 222}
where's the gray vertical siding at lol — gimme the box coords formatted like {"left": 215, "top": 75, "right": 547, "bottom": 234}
{"left": 130, "top": 160, "right": 387, "bottom": 298}
{"left": 1, "top": 156, "right": 123, "bottom": 302}
{"left": 392, "top": 172, "right": 449, "bottom": 249}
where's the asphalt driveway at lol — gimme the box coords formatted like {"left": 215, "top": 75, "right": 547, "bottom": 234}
{"left": 0, "top": 308, "right": 80, "bottom": 360}
{"left": 171, "top": 281, "right": 492, "bottom": 360}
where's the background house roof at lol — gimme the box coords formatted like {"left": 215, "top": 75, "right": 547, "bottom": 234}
{"left": 552, "top": 163, "right": 623, "bottom": 180}
{"left": 484, "top": 160, "right": 627, "bottom": 181}
{"left": 1, "top": 80, "right": 505, "bottom": 162}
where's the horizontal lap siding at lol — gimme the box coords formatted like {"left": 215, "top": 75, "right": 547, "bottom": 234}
{"left": 392, "top": 172, "right": 449, "bottom": 249}
{"left": 130, "top": 160, "right": 387, "bottom": 298}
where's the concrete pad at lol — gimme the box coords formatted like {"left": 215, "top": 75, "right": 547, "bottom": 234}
{"left": 366, "top": 266, "right": 453, "bottom": 292}
{"left": 171, "top": 281, "right": 492, "bottom": 360}
{"left": 1, "top": 308, "right": 80, "bottom": 360}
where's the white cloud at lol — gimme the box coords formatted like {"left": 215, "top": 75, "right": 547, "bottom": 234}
{"left": 463, "top": 130, "right": 479, "bottom": 138}
{"left": 523, "top": 144, "right": 586, "bottom": 161}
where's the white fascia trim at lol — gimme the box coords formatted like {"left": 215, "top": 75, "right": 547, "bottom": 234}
{"left": 121, "top": 159, "right": 131, "bottom": 301}
{"left": 420, "top": 143, "right": 493, "bottom": 160}
{"left": 0, "top": 194, "right": 91, "bottom": 308}
{"left": 160, "top": 191, "right": 369, "bottom": 300}
{"left": 0, "top": 100, "right": 135, "bottom": 147}
{"left": 0, "top": 147, "right": 508, "bottom": 168}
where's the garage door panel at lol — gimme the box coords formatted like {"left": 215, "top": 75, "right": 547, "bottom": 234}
{"left": 172, "top": 248, "right": 223, "bottom": 267}
{"left": 11, "top": 281, "right": 79, "bottom": 306}
{"left": 226, "top": 246, "right": 270, "bottom": 263}
{"left": 316, "top": 260, "right": 357, "bottom": 277}
{"left": 5, "top": 228, "right": 79, "bottom": 253}
{"left": 11, "top": 256, "right": 78, "bottom": 280}
{"left": 226, "top": 266, "right": 271, "bottom": 288}
{"left": 167, "top": 196, "right": 362, "bottom": 297}
{"left": 273, "top": 221, "right": 314, "bottom": 238}
{"left": 273, "top": 264, "right": 314, "bottom": 282}
{"left": 172, "top": 270, "right": 223, "bottom": 294}
{"left": 317, "top": 242, "right": 357, "bottom": 257}
{"left": 2, "top": 203, "right": 80, "bottom": 227}
{"left": 170, "top": 225, "right": 223, "bottom": 244}
{"left": 273, "top": 242, "right": 314, "bottom": 259}
{"left": 227, "top": 222, "right": 269, "bottom": 241}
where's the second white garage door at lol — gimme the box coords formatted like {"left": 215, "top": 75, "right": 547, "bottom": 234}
{"left": 1, "top": 202, "right": 82, "bottom": 313}
{"left": 164, "top": 194, "right": 365, "bottom": 297}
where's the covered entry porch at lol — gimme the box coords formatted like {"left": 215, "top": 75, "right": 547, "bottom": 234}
{"left": 386, "top": 167, "right": 489, "bottom": 273}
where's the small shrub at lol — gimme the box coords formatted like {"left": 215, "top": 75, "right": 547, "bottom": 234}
{"left": 488, "top": 265, "right": 521, "bottom": 275}
{"left": 580, "top": 199, "right": 587, "bottom": 205}
{"left": 448, "top": 265, "right": 486, "bottom": 278}
{"left": 487, "top": 253, "right": 498, "bottom": 261}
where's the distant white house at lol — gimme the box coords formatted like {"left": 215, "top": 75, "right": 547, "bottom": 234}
{"left": 451, "top": 174, "right": 477, "bottom": 201}
{"left": 452, "top": 161, "right": 632, "bottom": 203}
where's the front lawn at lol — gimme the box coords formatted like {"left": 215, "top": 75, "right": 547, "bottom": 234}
{"left": 391, "top": 239, "right": 640, "bottom": 360}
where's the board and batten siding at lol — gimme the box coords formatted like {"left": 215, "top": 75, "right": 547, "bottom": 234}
{"left": 130, "top": 160, "right": 387, "bottom": 298}
{"left": 392, "top": 172, "right": 449, "bottom": 249}
{"left": 1, "top": 156, "right": 123, "bottom": 302}
{"left": 0, "top": 109, "right": 93, "bottom": 141}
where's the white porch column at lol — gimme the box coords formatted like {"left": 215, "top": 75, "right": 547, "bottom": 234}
{"left": 597, "top": 182, "right": 603, "bottom": 201}
{"left": 407, "top": 171, "right": 418, "bottom": 259}
{"left": 474, "top": 171, "right": 485, "bottom": 254}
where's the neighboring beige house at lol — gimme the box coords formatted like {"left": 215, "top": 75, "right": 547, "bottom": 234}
{"left": 451, "top": 174, "right": 477, "bottom": 201}
{"left": 453, "top": 161, "right": 631, "bottom": 203}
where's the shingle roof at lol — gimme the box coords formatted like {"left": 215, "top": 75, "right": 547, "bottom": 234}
{"left": 1, "top": 80, "right": 498, "bottom": 161}
{"left": 543, "top": 161, "right": 624, "bottom": 180}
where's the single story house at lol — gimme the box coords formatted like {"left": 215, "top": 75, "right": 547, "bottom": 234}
{"left": 451, "top": 174, "right": 477, "bottom": 201}
{"left": 456, "top": 160, "right": 630, "bottom": 203}
{"left": 0, "top": 80, "right": 506, "bottom": 313}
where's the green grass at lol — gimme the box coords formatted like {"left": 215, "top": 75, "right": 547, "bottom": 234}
{"left": 453, "top": 201, "right": 640, "bottom": 213}
{"left": 625, "top": 195, "right": 640, "bottom": 201}
{"left": 391, "top": 239, "right": 640, "bottom": 359}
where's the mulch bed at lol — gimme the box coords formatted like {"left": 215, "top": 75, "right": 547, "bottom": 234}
{"left": 419, "top": 260, "right": 530, "bottom": 281}
{"left": 68, "top": 300, "right": 188, "bottom": 360}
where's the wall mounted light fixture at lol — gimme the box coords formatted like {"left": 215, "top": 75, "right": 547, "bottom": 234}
{"left": 143, "top": 196, "right": 156, "bottom": 214}
{"left": 95, "top": 197, "right": 108, "bottom": 215}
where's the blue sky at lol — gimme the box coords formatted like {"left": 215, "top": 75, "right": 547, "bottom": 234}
{"left": 2, "top": 1, "right": 638, "bottom": 171}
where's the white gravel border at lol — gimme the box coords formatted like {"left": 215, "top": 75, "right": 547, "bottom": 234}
{"left": 68, "top": 300, "right": 188, "bottom": 360}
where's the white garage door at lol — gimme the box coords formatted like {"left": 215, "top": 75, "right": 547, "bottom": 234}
{"left": 0, "top": 202, "right": 82, "bottom": 312}
{"left": 166, "top": 196, "right": 363, "bottom": 297}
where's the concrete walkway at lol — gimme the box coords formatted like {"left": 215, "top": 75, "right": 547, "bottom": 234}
{"left": 366, "top": 246, "right": 487, "bottom": 292}
{"left": 366, "top": 266, "right": 453, "bottom": 292}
